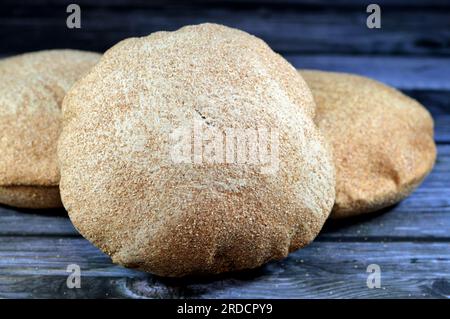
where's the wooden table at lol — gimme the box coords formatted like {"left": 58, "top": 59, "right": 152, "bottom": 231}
{"left": 0, "top": 0, "right": 449, "bottom": 299}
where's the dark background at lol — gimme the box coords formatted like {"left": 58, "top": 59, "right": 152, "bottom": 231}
{"left": 1, "top": 0, "right": 450, "bottom": 90}
{"left": 0, "top": 0, "right": 449, "bottom": 298}
{"left": 2, "top": 0, "right": 450, "bottom": 56}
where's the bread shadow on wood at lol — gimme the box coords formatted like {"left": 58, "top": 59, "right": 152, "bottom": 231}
{"left": 321, "top": 204, "right": 398, "bottom": 233}
{"left": 0, "top": 204, "right": 67, "bottom": 217}
{"left": 122, "top": 265, "right": 276, "bottom": 298}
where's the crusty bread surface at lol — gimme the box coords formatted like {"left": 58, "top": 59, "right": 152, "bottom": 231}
{"left": 301, "top": 70, "right": 436, "bottom": 218}
{"left": 59, "top": 24, "right": 335, "bottom": 276}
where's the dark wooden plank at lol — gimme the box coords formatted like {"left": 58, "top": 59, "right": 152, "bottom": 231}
{"left": 0, "top": 276, "right": 129, "bottom": 298}
{"left": 3, "top": 0, "right": 450, "bottom": 8}
{"left": 0, "top": 5, "right": 449, "bottom": 56}
{"left": 0, "top": 0, "right": 448, "bottom": 301}
{"left": 320, "top": 194, "right": 450, "bottom": 241}
{"left": 0, "top": 237, "right": 448, "bottom": 298}
{"left": 406, "top": 90, "right": 450, "bottom": 144}
{"left": 291, "top": 56, "right": 450, "bottom": 90}
{"left": 0, "top": 208, "right": 75, "bottom": 236}
{"left": 1, "top": 144, "right": 449, "bottom": 238}
{"left": 408, "top": 90, "right": 450, "bottom": 115}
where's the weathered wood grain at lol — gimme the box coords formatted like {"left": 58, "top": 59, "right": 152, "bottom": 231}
{"left": 0, "top": 0, "right": 448, "bottom": 299}
{"left": 408, "top": 90, "right": 450, "bottom": 114}
{"left": 292, "top": 56, "right": 450, "bottom": 90}
{"left": 0, "top": 238, "right": 448, "bottom": 298}
{"left": 0, "top": 4, "right": 449, "bottom": 56}
{"left": 0, "top": 208, "right": 75, "bottom": 236}
{"left": 406, "top": 90, "right": 450, "bottom": 143}
{"left": 3, "top": 0, "right": 450, "bottom": 7}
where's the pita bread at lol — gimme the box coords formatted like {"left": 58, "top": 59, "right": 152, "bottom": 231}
{"left": 0, "top": 50, "right": 100, "bottom": 208}
{"left": 59, "top": 24, "right": 335, "bottom": 276}
{"left": 301, "top": 70, "right": 436, "bottom": 218}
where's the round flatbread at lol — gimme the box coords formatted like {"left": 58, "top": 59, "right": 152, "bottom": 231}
{"left": 301, "top": 70, "right": 436, "bottom": 218}
{"left": 59, "top": 24, "right": 335, "bottom": 276}
{"left": 0, "top": 50, "right": 100, "bottom": 208}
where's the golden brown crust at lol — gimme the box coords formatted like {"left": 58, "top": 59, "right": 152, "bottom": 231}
{"left": 0, "top": 50, "right": 101, "bottom": 187}
{"left": 300, "top": 70, "right": 436, "bottom": 218}
{"left": 0, "top": 185, "right": 62, "bottom": 209}
{"left": 60, "top": 24, "right": 335, "bottom": 277}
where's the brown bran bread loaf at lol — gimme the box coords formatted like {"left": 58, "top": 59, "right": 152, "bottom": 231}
{"left": 59, "top": 24, "right": 335, "bottom": 277}
{"left": 0, "top": 50, "right": 101, "bottom": 208}
{"left": 300, "top": 70, "right": 436, "bottom": 218}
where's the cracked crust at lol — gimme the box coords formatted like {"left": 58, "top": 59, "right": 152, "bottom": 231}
{"left": 300, "top": 70, "right": 436, "bottom": 218}
{"left": 59, "top": 24, "right": 335, "bottom": 277}
{"left": 0, "top": 50, "right": 100, "bottom": 208}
